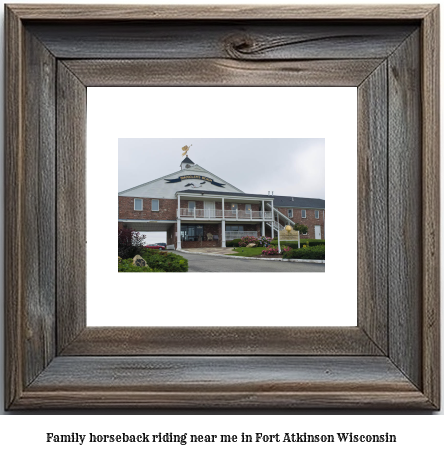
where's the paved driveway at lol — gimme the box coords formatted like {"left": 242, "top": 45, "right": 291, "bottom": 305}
{"left": 175, "top": 251, "right": 325, "bottom": 273}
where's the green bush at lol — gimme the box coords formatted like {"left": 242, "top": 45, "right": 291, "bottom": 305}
{"left": 226, "top": 239, "right": 242, "bottom": 247}
{"left": 118, "top": 258, "right": 158, "bottom": 272}
{"left": 283, "top": 245, "right": 325, "bottom": 260}
{"left": 305, "top": 239, "right": 325, "bottom": 247}
{"left": 141, "top": 249, "right": 188, "bottom": 272}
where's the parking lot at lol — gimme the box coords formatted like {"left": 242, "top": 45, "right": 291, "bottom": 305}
{"left": 174, "top": 251, "right": 325, "bottom": 273}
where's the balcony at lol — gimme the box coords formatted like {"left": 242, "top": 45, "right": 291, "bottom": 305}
{"left": 178, "top": 208, "right": 272, "bottom": 220}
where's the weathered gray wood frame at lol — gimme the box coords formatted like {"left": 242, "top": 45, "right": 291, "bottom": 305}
{"left": 5, "top": 5, "right": 440, "bottom": 409}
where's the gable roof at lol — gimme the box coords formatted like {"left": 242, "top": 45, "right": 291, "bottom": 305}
{"left": 118, "top": 163, "right": 244, "bottom": 196}
{"left": 272, "top": 195, "right": 325, "bottom": 209}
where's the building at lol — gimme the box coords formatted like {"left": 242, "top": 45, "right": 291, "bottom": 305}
{"left": 118, "top": 156, "right": 325, "bottom": 249}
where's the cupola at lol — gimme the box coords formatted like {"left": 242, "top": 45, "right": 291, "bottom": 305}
{"left": 180, "top": 156, "right": 195, "bottom": 170}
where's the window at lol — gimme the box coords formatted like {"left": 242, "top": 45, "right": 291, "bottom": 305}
{"left": 180, "top": 224, "right": 203, "bottom": 241}
{"left": 152, "top": 199, "right": 159, "bottom": 211}
{"left": 315, "top": 210, "right": 319, "bottom": 219}
{"left": 245, "top": 204, "right": 252, "bottom": 212}
{"left": 288, "top": 209, "right": 293, "bottom": 218}
{"left": 301, "top": 209, "right": 306, "bottom": 218}
{"left": 188, "top": 201, "right": 196, "bottom": 210}
{"left": 230, "top": 203, "right": 238, "bottom": 214}
{"left": 134, "top": 198, "right": 143, "bottom": 211}
{"left": 226, "top": 225, "right": 244, "bottom": 231}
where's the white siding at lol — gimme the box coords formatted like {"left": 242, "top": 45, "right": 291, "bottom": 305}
{"left": 119, "top": 164, "right": 243, "bottom": 198}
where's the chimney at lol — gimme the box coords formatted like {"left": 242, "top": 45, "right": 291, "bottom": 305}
{"left": 272, "top": 191, "right": 274, "bottom": 195}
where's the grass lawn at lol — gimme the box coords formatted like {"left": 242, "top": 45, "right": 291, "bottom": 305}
{"left": 228, "top": 247, "right": 271, "bottom": 257}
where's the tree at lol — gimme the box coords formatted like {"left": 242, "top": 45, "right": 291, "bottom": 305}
{"left": 293, "top": 223, "right": 308, "bottom": 235}
{"left": 118, "top": 228, "right": 146, "bottom": 259}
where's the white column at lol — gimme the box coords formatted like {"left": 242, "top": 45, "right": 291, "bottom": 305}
{"left": 262, "top": 200, "right": 265, "bottom": 220}
{"left": 222, "top": 197, "right": 224, "bottom": 219}
{"left": 177, "top": 218, "right": 181, "bottom": 250}
{"left": 222, "top": 219, "right": 226, "bottom": 248}
{"left": 262, "top": 221, "right": 265, "bottom": 236}
{"left": 271, "top": 199, "right": 274, "bottom": 238}
{"left": 177, "top": 195, "right": 181, "bottom": 249}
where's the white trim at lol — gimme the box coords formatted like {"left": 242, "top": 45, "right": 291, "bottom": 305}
{"left": 176, "top": 193, "right": 274, "bottom": 202}
{"left": 315, "top": 210, "right": 320, "bottom": 219}
{"left": 288, "top": 209, "right": 293, "bottom": 218}
{"left": 301, "top": 209, "right": 307, "bottom": 218}
{"left": 134, "top": 198, "right": 143, "bottom": 211}
{"left": 151, "top": 199, "right": 160, "bottom": 211}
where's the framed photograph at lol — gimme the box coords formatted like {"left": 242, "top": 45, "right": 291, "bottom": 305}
{"left": 5, "top": 4, "right": 440, "bottom": 409}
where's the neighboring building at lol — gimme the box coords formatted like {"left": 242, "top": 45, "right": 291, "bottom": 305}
{"left": 118, "top": 156, "right": 325, "bottom": 249}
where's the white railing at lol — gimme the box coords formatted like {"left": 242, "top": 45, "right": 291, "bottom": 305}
{"left": 178, "top": 208, "right": 222, "bottom": 218}
{"left": 178, "top": 208, "right": 272, "bottom": 220}
{"left": 265, "top": 202, "right": 295, "bottom": 227}
{"left": 225, "top": 231, "right": 258, "bottom": 240}
{"left": 267, "top": 220, "right": 285, "bottom": 233}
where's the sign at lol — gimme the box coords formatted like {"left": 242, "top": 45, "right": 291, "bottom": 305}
{"left": 165, "top": 175, "right": 226, "bottom": 188}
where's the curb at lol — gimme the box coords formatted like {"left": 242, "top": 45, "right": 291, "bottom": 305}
{"left": 176, "top": 250, "right": 325, "bottom": 264}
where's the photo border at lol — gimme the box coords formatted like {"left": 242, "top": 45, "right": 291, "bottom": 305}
{"left": 5, "top": 4, "right": 440, "bottom": 409}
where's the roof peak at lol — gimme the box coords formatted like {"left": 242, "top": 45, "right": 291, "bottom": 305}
{"left": 181, "top": 156, "right": 194, "bottom": 164}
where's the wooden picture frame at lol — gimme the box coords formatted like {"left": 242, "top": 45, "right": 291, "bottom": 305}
{"left": 5, "top": 4, "right": 440, "bottom": 410}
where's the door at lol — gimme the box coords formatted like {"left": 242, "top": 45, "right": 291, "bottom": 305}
{"left": 204, "top": 201, "right": 216, "bottom": 218}
{"left": 315, "top": 225, "right": 321, "bottom": 239}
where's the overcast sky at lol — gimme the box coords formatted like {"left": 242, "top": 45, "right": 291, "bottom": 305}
{"left": 119, "top": 138, "right": 325, "bottom": 199}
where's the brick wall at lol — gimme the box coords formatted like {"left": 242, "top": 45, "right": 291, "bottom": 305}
{"left": 275, "top": 207, "right": 325, "bottom": 239}
{"left": 167, "top": 223, "right": 177, "bottom": 246}
{"left": 119, "top": 196, "right": 177, "bottom": 220}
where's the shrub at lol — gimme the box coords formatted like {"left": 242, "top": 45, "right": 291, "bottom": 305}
{"left": 262, "top": 247, "right": 280, "bottom": 255}
{"left": 226, "top": 239, "right": 242, "bottom": 247}
{"left": 255, "top": 236, "right": 273, "bottom": 247}
{"left": 118, "top": 228, "right": 146, "bottom": 259}
{"left": 283, "top": 245, "right": 325, "bottom": 260}
{"left": 118, "top": 258, "right": 157, "bottom": 272}
{"left": 293, "top": 223, "right": 309, "bottom": 235}
{"left": 305, "top": 239, "right": 325, "bottom": 247}
{"left": 238, "top": 236, "right": 258, "bottom": 247}
{"left": 141, "top": 249, "right": 188, "bottom": 272}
